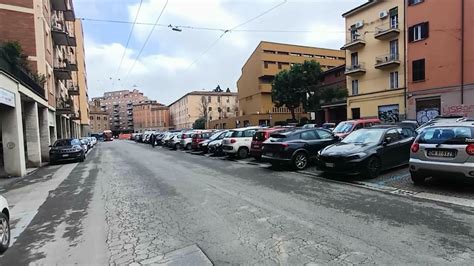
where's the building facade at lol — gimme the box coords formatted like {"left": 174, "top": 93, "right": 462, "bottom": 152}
{"left": 342, "top": 0, "right": 406, "bottom": 122}
{"left": 94, "top": 89, "right": 148, "bottom": 133}
{"left": 169, "top": 91, "right": 238, "bottom": 129}
{"left": 406, "top": 0, "right": 474, "bottom": 123}
{"left": 74, "top": 19, "right": 90, "bottom": 136}
{"left": 314, "top": 65, "right": 347, "bottom": 125}
{"left": 133, "top": 101, "right": 170, "bottom": 132}
{"left": 236, "top": 41, "right": 345, "bottom": 126}
{"left": 88, "top": 99, "right": 109, "bottom": 133}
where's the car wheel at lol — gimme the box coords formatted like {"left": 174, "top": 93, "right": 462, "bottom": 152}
{"left": 410, "top": 171, "right": 425, "bottom": 185}
{"left": 186, "top": 143, "right": 191, "bottom": 150}
{"left": 0, "top": 212, "right": 10, "bottom": 254}
{"left": 363, "top": 156, "right": 381, "bottom": 179}
{"left": 293, "top": 152, "right": 308, "bottom": 170}
{"left": 237, "top": 147, "right": 249, "bottom": 159}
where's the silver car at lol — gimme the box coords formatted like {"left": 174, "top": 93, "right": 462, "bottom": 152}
{"left": 409, "top": 120, "right": 474, "bottom": 184}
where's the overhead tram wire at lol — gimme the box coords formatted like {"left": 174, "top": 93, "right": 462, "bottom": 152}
{"left": 123, "top": 0, "right": 169, "bottom": 85}
{"left": 185, "top": 0, "right": 288, "bottom": 70}
{"left": 114, "top": 0, "right": 143, "bottom": 82}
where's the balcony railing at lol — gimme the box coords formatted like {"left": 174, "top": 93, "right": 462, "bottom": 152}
{"left": 53, "top": 57, "right": 72, "bottom": 80}
{"left": 56, "top": 98, "right": 74, "bottom": 114}
{"left": 375, "top": 53, "right": 400, "bottom": 69}
{"left": 341, "top": 35, "right": 366, "bottom": 50}
{"left": 67, "top": 81, "right": 79, "bottom": 95}
{"left": 374, "top": 23, "right": 400, "bottom": 40}
{"left": 344, "top": 62, "right": 366, "bottom": 75}
{"left": 271, "top": 106, "right": 305, "bottom": 114}
{"left": 51, "top": 21, "right": 69, "bottom": 46}
{"left": 0, "top": 54, "right": 46, "bottom": 99}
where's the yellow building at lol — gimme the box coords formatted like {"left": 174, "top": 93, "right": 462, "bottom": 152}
{"left": 235, "top": 41, "right": 345, "bottom": 126}
{"left": 342, "top": 0, "right": 406, "bottom": 122}
{"left": 74, "top": 19, "right": 90, "bottom": 136}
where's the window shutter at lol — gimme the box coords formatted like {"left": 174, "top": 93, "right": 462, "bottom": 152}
{"left": 422, "top": 22, "right": 429, "bottom": 39}
{"left": 408, "top": 26, "right": 414, "bottom": 42}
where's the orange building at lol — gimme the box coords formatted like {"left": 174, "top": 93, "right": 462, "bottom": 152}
{"left": 133, "top": 101, "right": 170, "bottom": 132}
{"left": 88, "top": 99, "right": 109, "bottom": 133}
{"left": 406, "top": 0, "right": 474, "bottom": 123}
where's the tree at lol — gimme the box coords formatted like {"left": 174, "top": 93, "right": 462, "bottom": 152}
{"left": 193, "top": 117, "right": 206, "bottom": 129}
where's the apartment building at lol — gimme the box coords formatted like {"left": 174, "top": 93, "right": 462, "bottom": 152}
{"left": 406, "top": 0, "right": 474, "bottom": 123}
{"left": 95, "top": 89, "right": 148, "bottom": 132}
{"left": 236, "top": 41, "right": 345, "bottom": 126}
{"left": 342, "top": 0, "right": 406, "bottom": 122}
{"left": 133, "top": 100, "right": 170, "bottom": 132}
{"left": 74, "top": 19, "right": 90, "bottom": 135}
{"left": 169, "top": 91, "right": 238, "bottom": 129}
{"left": 88, "top": 99, "right": 109, "bottom": 133}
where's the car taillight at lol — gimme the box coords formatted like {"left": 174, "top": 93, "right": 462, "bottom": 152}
{"left": 230, "top": 139, "right": 236, "bottom": 143}
{"left": 411, "top": 143, "right": 419, "bottom": 153}
{"left": 466, "top": 144, "right": 474, "bottom": 155}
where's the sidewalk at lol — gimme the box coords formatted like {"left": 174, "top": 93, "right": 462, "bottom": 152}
{"left": 0, "top": 163, "right": 58, "bottom": 194}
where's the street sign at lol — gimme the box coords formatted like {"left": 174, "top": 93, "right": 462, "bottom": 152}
{"left": 0, "top": 87, "right": 15, "bottom": 107}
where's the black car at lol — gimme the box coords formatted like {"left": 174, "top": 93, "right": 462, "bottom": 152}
{"left": 317, "top": 125, "right": 416, "bottom": 178}
{"left": 49, "top": 138, "right": 85, "bottom": 164}
{"left": 262, "top": 128, "right": 340, "bottom": 170}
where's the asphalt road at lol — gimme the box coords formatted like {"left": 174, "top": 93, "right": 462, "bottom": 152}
{"left": 1, "top": 140, "right": 473, "bottom": 264}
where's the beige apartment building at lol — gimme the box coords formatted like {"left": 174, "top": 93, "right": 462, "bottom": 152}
{"left": 133, "top": 101, "right": 170, "bottom": 132}
{"left": 88, "top": 99, "right": 109, "bottom": 133}
{"left": 74, "top": 19, "right": 90, "bottom": 135}
{"left": 169, "top": 91, "right": 238, "bottom": 129}
{"left": 342, "top": 0, "right": 406, "bottom": 122}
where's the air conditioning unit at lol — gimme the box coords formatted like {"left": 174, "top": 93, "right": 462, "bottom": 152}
{"left": 355, "top": 20, "right": 364, "bottom": 29}
{"left": 379, "top": 10, "right": 388, "bottom": 19}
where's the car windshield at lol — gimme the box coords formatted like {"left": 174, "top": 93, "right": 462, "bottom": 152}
{"left": 253, "top": 131, "right": 267, "bottom": 141}
{"left": 334, "top": 122, "right": 354, "bottom": 133}
{"left": 54, "top": 139, "right": 80, "bottom": 147}
{"left": 418, "top": 127, "right": 473, "bottom": 144}
{"left": 342, "top": 129, "right": 385, "bottom": 144}
{"left": 209, "top": 132, "right": 222, "bottom": 141}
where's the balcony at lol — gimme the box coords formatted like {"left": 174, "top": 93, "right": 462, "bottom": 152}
{"left": 344, "top": 63, "right": 366, "bottom": 76}
{"left": 374, "top": 23, "right": 400, "bottom": 40}
{"left": 67, "top": 56, "right": 78, "bottom": 71}
{"left": 68, "top": 35, "right": 77, "bottom": 47}
{"left": 56, "top": 98, "right": 74, "bottom": 114}
{"left": 67, "top": 82, "right": 79, "bottom": 95}
{"left": 341, "top": 36, "right": 366, "bottom": 50}
{"left": 51, "top": 22, "right": 69, "bottom": 46}
{"left": 0, "top": 54, "right": 46, "bottom": 99}
{"left": 375, "top": 53, "right": 400, "bottom": 69}
{"left": 51, "top": 0, "right": 69, "bottom": 11}
{"left": 53, "top": 58, "right": 71, "bottom": 80}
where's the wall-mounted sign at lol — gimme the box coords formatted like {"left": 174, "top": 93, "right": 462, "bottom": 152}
{"left": 0, "top": 87, "right": 15, "bottom": 107}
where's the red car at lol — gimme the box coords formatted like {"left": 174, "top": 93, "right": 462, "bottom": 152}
{"left": 333, "top": 118, "right": 381, "bottom": 139}
{"left": 191, "top": 131, "right": 213, "bottom": 150}
{"left": 250, "top": 128, "right": 289, "bottom": 160}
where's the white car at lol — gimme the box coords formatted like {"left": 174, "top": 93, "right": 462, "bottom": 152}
{"left": 179, "top": 130, "right": 195, "bottom": 150}
{"left": 222, "top": 126, "right": 261, "bottom": 159}
{"left": 0, "top": 195, "right": 10, "bottom": 253}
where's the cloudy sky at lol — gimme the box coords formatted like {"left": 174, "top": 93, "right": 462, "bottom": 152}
{"left": 74, "top": 0, "right": 365, "bottom": 105}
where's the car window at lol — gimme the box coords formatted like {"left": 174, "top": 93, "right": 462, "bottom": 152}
{"left": 333, "top": 122, "right": 354, "bottom": 133}
{"left": 419, "top": 127, "right": 473, "bottom": 144}
{"left": 398, "top": 128, "right": 416, "bottom": 139}
{"left": 385, "top": 129, "right": 401, "bottom": 141}
{"left": 316, "top": 130, "right": 333, "bottom": 140}
{"left": 354, "top": 123, "right": 363, "bottom": 130}
{"left": 300, "top": 130, "right": 319, "bottom": 140}
{"left": 244, "top": 130, "right": 256, "bottom": 137}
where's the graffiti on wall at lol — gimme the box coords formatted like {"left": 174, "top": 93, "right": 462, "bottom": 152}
{"left": 416, "top": 108, "right": 440, "bottom": 124}
{"left": 378, "top": 105, "right": 400, "bottom": 123}
{"left": 442, "top": 104, "right": 474, "bottom": 117}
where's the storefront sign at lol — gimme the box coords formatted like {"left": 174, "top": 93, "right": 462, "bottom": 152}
{"left": 0, "top": 87, "right": 15, "bottom": 107}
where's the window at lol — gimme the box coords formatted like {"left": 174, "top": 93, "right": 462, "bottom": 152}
{"left": 408, "top": 0, "right": 424, "bottom": 5}
{"left": 398, "top": 128, "right": 416, "bottom": 139}
{"left": 412, "top": 59, "right": 425, "bottom": 81}
{"left": 208, "top": 107, "right": 212, "bottom": 111}
{"left": 390, "top": 40, "right": 398, "bottom": 58}
{"left": 217, "top": 96, "right": 220, "bottom": 103}
{"left": 244, "top": 130, "right": 256, "bottom": 137}
{"left": 352, "top": 108, "right": 361, "bottom": 119}
{"left": 90, "top": 116, "right": 93, "bottom": 120}
{"left": 97, "top": 116, "right": 101, "bottom": 120}
{"left": 316, "top": 130, "right": 333, "bottom": 140}
{"left": 208, "top": 96, "right": 211, "bottom": 103}
{"left": 350, "top": 29, "right": 359, "bottom": 41}
{"left": 227, "top": 107, "right": 230, "bottom": 112}
{"left": 389, "top": 7, "right": 398, "bottom": 28}
{"left": 390, "top": 71, "right": 399, "bottom": 89}
{"left": 209, "top": 116, "right": 212, "bottom": 120}
{"left": 409, "top": 22, "right": 429, "bottom": 42}
{"left": 385, "top": 129, "right": 401, "bottom": 142}
{"left": 226, "top": 97, "right": 229, "bottom": 103}
{"left": 301, "top": 130, "right": 318, "bottom": 140}
{"left": 351, "top": 80, "right": 359, "bottom": 95}
{"left": 350, "top": 52, "right": 358, "bottom": 66}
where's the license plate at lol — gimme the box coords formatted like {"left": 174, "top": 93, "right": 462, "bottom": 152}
{"left": 427, "top": 150, "right": 455, "bottom": 158}
{"left": 252, "top": 145, "right": 260, "bottom": 149}
{"left": 325, "top": 162, "right": 335, "bottom": 168}
{"left": 62, "top": 154, "right": 69, "bottom": 158}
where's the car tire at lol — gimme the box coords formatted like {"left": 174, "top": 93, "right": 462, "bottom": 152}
{"left": 0, "top": 212, "right": 10, "bottom": 254}
{"left": 293, "top": 152, "right": 308, "bottom": 170}
{"left": 237, "top": 147, "right": 249, "bottom": 159}
{"left": 186, "top": 143, "right": 191, "bottom": 150}
{"left": 410, "top": 171, "right": 425, "bottom": 185}
{"left": 363, "top": 156, "right": 381, "bottom": 179}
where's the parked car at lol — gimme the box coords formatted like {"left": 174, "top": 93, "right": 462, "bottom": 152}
{"left": 199, "top": 131, "right": 228, "bottom": 153}
{"left": 180, "top": 131, "right": 196, "bottom": 150}
{"left": 191, "top": 131, "right": 214, "bottom": 151}
{"left": 222, "top": 126, "right": 261, "bottom": 159}
{"left": 317, "top": 125, "right": 416, "bottom": 178}
{"left": 162, "top": 133, "right": 176, "bottom": 147}
{"left": 208, "top": 131, "right": 233, "bottom": 156}
{"left": 262, "top": 128, "right": 339, "bottom": 170}
{"left": 80, "top": 138, "right": 89, "bottom": 153}
{"left": 0, "top": 195, "right": 10, "bottom": 253}
{"left": 302, "top": 124, "right": 318, "bottom": 128}
{"left": 416, "top": 116, "right": 466, "bottom": 133}
{"left": 333, "top": 118, "right": 381, "bottom": 139}
{"left": 91, "top": 137, "right": 98, "bottom": 146}
{"left": 321, "top": 123, "right": 336, "bottom": 131}
{"left": 250, "top": 128, "right": 288, "bottom": 160}
{"left": 409, "top": 120, "right": 474, "bottom": 185}
{"left": 168, "top": 134, "right": 182, "bottom": 150}
{"left": 49, "top": 139, "right": 86, "bottom": 164}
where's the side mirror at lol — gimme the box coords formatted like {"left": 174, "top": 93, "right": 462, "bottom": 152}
{"left": 383, "top": 137, "right": 392, "bottom": 145}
